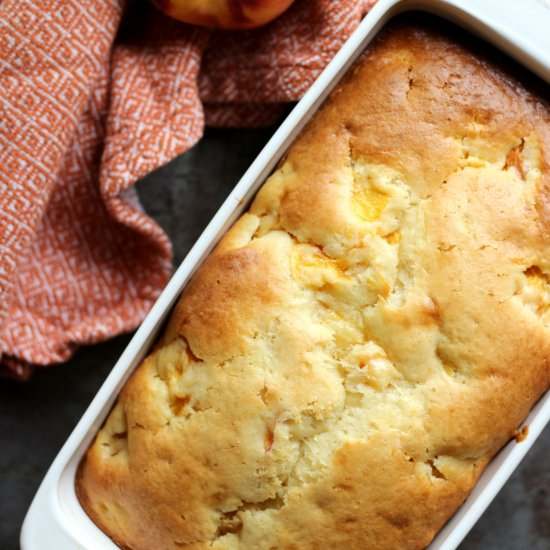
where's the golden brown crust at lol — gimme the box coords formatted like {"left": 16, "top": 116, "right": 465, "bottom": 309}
{"left": 77, "top": 17, "right": 550, "bottom": 550}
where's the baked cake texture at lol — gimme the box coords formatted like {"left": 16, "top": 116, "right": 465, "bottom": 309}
{"left": 77, "top": 18, "right": 550, "bottom": 550}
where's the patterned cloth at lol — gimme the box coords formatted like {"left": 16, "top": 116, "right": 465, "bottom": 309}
{"left": 0, "top": 0, "right": 375, "bottom": 380}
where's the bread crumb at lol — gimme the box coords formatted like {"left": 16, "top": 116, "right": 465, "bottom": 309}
{"left": 513, "top": 425, "right": 529, "bottom": 443}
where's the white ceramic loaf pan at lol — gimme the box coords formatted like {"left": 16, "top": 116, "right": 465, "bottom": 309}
{"left": 21, "top": 1, "right": 550, "bottom": 548}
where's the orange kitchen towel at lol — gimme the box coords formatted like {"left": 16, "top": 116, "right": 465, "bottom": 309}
{"left": 0, "top": 0, "right": 375, "bottom": 380}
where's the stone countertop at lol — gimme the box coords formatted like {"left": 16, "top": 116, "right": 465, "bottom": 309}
{"left": 1, "top": 127, "right": 548, "bottom": 550}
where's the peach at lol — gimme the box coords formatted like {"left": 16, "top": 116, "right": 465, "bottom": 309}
{"left": 150, "top": 0, "right": 296, "bottom": 29}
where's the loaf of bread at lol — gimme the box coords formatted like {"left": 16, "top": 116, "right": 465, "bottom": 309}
{"left": 77, "top": 17, "right": 550, "bottom": 550}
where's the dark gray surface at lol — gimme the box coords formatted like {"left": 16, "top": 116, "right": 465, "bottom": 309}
{"left": 1, "top": 127, "right": 548, "bottom": 549}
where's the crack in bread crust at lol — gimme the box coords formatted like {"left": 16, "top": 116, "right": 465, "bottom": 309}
{"left": 77, "top": 16, "right": 550, "bottom": 550}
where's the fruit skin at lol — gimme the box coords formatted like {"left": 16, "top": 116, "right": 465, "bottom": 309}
{"left": 150, "top": 0, "right": 296, "bottom": 29}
